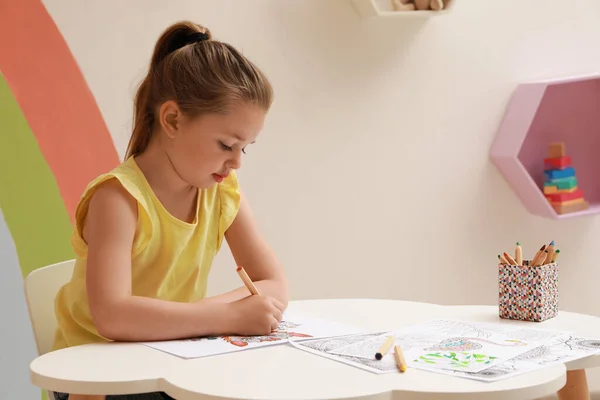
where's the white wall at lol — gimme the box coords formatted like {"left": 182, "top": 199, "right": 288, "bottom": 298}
{"left": 27, "top": 0, "right": 600, "bottom": 396}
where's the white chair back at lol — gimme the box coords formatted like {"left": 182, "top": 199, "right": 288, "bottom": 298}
{"left": 24, "top": 259, "right": 75, "bottom": 355}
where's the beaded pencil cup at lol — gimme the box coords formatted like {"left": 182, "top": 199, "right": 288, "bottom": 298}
{"left": 498, "top": 260, "right": 559, "bottom": 322}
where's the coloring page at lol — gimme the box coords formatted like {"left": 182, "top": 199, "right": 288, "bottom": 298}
{"left": 448, "top": 320, "right": 572, "bottom": 342}
{"left": 289, "top": 332, "right": 401, "bottom": 374}
{"left": 288, "top": 323, "right": 600, "bottom": 380}
{"left": 142, "top": 312, "right": 363, "bottom": 359}
{"left": 419, "top": 332, "right": 600, "bottom": 382}
{"left": 329, "top": 320, "right": 542, "bottom": 373}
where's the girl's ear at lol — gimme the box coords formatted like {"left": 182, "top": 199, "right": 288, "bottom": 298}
{"left": 158, "top": 100, "right": 182, "bottom": 139}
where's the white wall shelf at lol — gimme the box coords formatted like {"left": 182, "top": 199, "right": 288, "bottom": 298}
{"left": 351, "top": 0, "right": 454, "bottom": 19}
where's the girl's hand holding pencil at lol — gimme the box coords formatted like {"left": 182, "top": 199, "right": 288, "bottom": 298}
{"left": 237, "top": 266, "right": 260, "bottom": 295}
{"left": 497, "top": 241, "right": 560, "bottom": 267}
{"left": 227, "top": 295, "right": 285, "bottom": 336}
{"left": 223, "top": 266, "right": 285, "bottom": 336}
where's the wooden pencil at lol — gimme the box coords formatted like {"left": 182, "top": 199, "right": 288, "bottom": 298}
{"left": 503, "top": 252, "right": 518, "bottom": 266}
{"left": 515, "top": 242, "right": 523, "bottom": 265}
{"left": 375, "top": 335, "right": 395, "bottom": 360}
{"left": 550, "top": 249, "right": 560, "bottom": 263}
{"left": 533, "top": 250, "right": 549, "bottom": 267}
{"left": 498, "top": 254, "right": 509, "bottom": 265}
{"left": 531, "top": 251, "right": 541, "bottom": 266}
{"left": 532, "top": 244, "right": 547, "bottom": 265}
{"left": 394, "top": 344, "right": 407, "bottom": 372}
{"left": 545, "top": 241, "right": 555, "bottom": 265}
{"left": 236, "top": 266, "right": 260, "bottom": 296}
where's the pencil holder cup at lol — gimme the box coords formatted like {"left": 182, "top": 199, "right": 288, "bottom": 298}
{"left": 498, "top": 261, "right": 558, "bottom": 322}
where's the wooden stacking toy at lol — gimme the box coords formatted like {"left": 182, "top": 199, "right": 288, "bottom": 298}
{"left": 391, "top": 0, "right": 452, "bottom": 11}
{"left": 543, "top": 142, "right": 589, "bottom": 215}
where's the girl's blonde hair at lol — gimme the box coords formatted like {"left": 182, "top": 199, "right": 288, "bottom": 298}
{"left": 125, "top": 21, "right": 274, "bottom": 159}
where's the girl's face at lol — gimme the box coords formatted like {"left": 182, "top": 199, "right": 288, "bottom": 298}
{"left": 160, "top": 101, "right": 266, "bottom": 189}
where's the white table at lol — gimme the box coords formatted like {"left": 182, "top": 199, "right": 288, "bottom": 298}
{"left": 30, "top": 299, "right": 600, "bottom": 400}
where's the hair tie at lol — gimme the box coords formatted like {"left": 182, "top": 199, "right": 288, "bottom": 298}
{"left": 167, "top": 31, "right": 210, "bottom": 56}
{"left": 188, "top": 31, "right": 210, "bottom": 44}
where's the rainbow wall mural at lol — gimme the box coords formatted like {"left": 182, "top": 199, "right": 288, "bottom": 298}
{"left": 0, "top": 0, "right": 120, "bottom": 398}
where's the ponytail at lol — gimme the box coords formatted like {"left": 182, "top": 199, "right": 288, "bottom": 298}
{"left": 126, "top": 76, "right": 153, "bottom": 159}
{"left": 124, "top": 20, "right": 273, "bottom": 160}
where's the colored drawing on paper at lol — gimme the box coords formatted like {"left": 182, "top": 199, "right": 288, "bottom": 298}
{"left": 421, "top": 332, "right": 600, "bottom": 382}
{"left": 222, "top": 331, "right": 313, "bottom": 347}
{"left": 221, "top": 321, "right": 313, "bottom": 347}
{"left": 292, "top": 320, "right": 600, "bottom": 381}
{"left": 296, "top": 319, "right": 549, "bottom": 375}
{"left": 391, "top": 320, "right": 534, "bottom": 373}
{"left": 423, "top": 337, "right": 526, "bottom": 351}
{"left": 414, "top": 351, "right": 498, "bottom": 368}
{"left": 143, "top": 313, "right": 363, "bottom": 359}
{"left": 187, "top": 320, "right": 313, "bottom": 347}
{"left": 326, "top": 320, "right": 537, "bottom": 373}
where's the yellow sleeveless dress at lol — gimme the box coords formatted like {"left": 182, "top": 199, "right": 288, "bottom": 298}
{"left": 51, "top": 156, "right": 240, "bottom": 351}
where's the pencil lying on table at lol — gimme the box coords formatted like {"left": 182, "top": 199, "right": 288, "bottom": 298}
{"left": 236, "top": 266, "right": 260, "bottom": 295}
{"left": 375, "top": 335, "right": 395, "bottom": 360}
{"left": 394, "top": 344, "right": 407, "bottom": 372}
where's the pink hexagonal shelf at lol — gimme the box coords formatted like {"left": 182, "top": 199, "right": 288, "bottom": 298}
{"left": 491, "top": 74, "right": 600, "bottom": 219}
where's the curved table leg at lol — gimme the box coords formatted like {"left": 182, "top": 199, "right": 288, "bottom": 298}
{"left": 557, "top": 370, "right": 590, "bottom": 400}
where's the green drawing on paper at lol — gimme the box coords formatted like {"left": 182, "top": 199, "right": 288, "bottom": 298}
{"left": 414, "top": 352, "right": 498, "bottom": 368}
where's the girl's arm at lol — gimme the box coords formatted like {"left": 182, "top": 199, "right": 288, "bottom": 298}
{"left": 84, "top": 180, "right": 280, "bottom": 342}
{"left": 205, "top": 191, "right": 289, "bottom": 307}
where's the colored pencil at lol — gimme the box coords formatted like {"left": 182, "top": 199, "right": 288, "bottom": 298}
{"left": 503, "top": 252, "right": 518, "bottom": 266}
{"left": 375, "top": 335, "right": 395, "bottom": 360}
{"left": 498, "top": 254, "right": 509, "bottom": 265}
{"left": 533, "top": 250, "right": 549, "bottom": 267}
{"left": 545, "top": 241, "right": 555, "bottom": 265}
{"left": 394, "top": 344, "right": 407, "bottom": 372}
{"left": 236, "top": 266, "right": 260, "bottom": 296}
{"left": 550, "top": 249, "right": 560, "bottom": 263}
{"left": 515, "top": 242, "right": 523, "bottom": 265}
{"left": 532, "top": 244, "right": 547, "bottom": 265}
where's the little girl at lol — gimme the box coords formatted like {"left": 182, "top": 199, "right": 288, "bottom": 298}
{"left": 52, "top": 20, "right": 288, "bottom": 400}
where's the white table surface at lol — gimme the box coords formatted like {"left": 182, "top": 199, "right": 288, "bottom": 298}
{"left": 30, "top": 299, "right": 600, "bottom": 400}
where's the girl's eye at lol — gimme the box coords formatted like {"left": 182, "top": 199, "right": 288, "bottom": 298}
{"left": 219, "top": 142, "right": 233, "bottom": 151}
{"left": 220, "top": 141, "right": 247, "bottom": 154}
